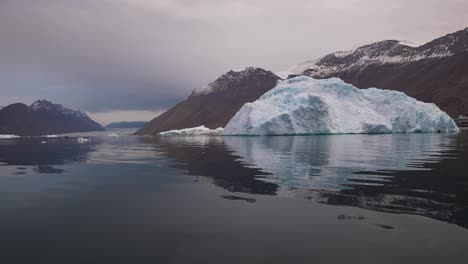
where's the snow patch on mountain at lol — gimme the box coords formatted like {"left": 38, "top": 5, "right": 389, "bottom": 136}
{"left": 29, "top": 100, "right": 92, "bottom": 120}
{"left": 193, "top": 67, "right": 279, "bottom": 95}
{"left": 398, "top": 40, "right": 422, "bottom": 48}
{"left": 222, "top": 77, "right": 459, "bottom": 135}
{"left": 287, "top": 29, "right": 468, "bottom": 78}
{"left": 159, "top": 126, "right": 223, "bottom": 136}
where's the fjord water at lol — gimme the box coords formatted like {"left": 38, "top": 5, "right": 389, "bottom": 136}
{"left": 1, "top": 131, "right": 467, "bottom": 263}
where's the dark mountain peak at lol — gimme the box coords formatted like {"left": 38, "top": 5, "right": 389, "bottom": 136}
{"left": 290, "top": 27, "right": 468, "bottom": 79}
{"left": 29, "top": 99, "right": 90, "bottom": 121}
{"left": 136, "top": 67, "right": 280, "bottom": 135}
{"left": 420, "top": 27, "right": 468, "bottom": 54}
{"left": 0, "top": 103, "right": 31, "bottom": 117}
{"left": 30, "top": 99, "right": 69, "bottom": 113}
{"left": 2, "top": 103, "right": 29, "bottom": 111}
{"left": 29, "top": 99, "right": 54, "bottom": 110}
{"left": 284, "top": 27, "right": 468, "bottom": 117}
{"left": 0, "top": 100, "right": 104, "bottom": 136}
{"left": 192, "top": 67, "right": 279, "bottom": 95}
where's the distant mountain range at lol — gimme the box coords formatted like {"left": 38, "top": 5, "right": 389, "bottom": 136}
{"left": 106, "top": 121, "right": 147, "bottom": 129}
{"left": 137, "top": 27, "right": 468, "bottom": 135}
{"left": 0, "top": 100, "right": 104, "bottom": 136}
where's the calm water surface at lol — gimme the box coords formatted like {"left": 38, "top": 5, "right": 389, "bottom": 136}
{"left": 1, "top": 130, "right": 468, "bottom": 263}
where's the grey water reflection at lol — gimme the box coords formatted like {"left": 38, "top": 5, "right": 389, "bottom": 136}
{"left": 222, "top": 133, "right": 468, "bottom": 227}
{"left": 0, "top": 137, "right": 92, "bottom": 175}
{"left": 222, "top": 134, "right": 458, "bottom": 191}
{"left": 154, "top": 136, "right": 278, "bottom": 195}
{"left": 1, "top": 132, "right": 467, "bottom": 228}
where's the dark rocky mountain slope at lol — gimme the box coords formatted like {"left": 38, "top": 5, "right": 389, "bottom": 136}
{"left": 287, "top": 28, "right": 468, "bottom": 117}
{"left": 0, "top": 100, "right": 104, "bottom": 136}
{"left": 136, "top": 67, "right": 280, "bottom": 135}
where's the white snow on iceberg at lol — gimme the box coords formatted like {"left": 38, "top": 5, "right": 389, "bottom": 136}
{"left": 223, "top": 76, "right": 459, "bottom": 135}
{"left": 159, "top": 126, "right": 223, "bottom": 136}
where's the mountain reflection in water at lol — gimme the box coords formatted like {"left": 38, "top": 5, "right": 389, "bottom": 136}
{"left": 1, "top": 132, "right": 467, "bottom": 228}
{"left": 156, "top": 133, "right": 468, "bottom": 228}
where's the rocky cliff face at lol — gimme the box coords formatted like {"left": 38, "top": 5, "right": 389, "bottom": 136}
{"left": 287, "top": 28, "right": 468, "bottom": 117}
{"left": 0, "top": 100, "right": 104, "bottom": 136}
{"left": 136, "top": 67, "right": 281, "bottom": 135}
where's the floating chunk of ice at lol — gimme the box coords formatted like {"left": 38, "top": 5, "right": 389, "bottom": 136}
{"left": 0, "top": 135, "right": 20, "bottom": 139}
{"left": 77, "top": 137, "right": 91, "bottom": 143}
{"left": 223, "top": 76, "right": 459, "bottom": 135}
{"left": 159, "top": 126, "right": 223, "bottom": 136}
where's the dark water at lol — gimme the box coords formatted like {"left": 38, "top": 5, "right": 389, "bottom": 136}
{"left": 1, "top": 131, "right": 468, "bottom": 264}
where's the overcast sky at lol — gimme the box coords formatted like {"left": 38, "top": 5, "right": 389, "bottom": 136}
{"left": 1, "top": 0, "right": 467, "bottom": 125}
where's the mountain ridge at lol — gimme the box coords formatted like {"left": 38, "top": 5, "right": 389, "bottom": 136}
{"left": 138, "top": 28, "right": 468, "bottom": 135}
{"left": 136, "top": 67, "right": 281, "bottom": 135}
{"left": 284, "top": 27, "right": 468, "bottom": 117}
{"left": 0, "top": 100, "right": 104, "bottom": 136}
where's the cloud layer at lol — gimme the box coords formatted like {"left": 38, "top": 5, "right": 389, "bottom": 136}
{"left": 1, "top": 0, "right": 468, "bottom": 117}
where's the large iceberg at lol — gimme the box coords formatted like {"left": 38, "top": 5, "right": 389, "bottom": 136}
{"left": 159, "top": 125, "right": 223, "bottom": 136}
{"left": 223, "top": 76, "right": 459, "bottom": 135}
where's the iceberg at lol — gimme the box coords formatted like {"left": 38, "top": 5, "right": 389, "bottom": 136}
{"left": 159, "top": 125, "right": 224, "bottom": 136}
{"left": 77, "top": 137, "right": 91, "bottom": 143}
{"left": 223, "top": 76, "right": 459, "bottom": 135}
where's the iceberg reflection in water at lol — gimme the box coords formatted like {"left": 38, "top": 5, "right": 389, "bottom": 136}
{"left": 221, "top": 133, "right": 467, "bottom": 227}
{"left": 1, "top": 132, "right": 468, "bottom": 264}
{"left": 1, "top": 132, "right": 467, "bottom": 228}
{"left": 157, "top": 133, "right": 467, "bottom": 228}
{"left": 222, "top": 134, "right": 456, "bottom": 191}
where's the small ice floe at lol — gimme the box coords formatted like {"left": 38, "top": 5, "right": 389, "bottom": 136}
{"left": 106, "top": 132, "right": 118, "bottom": 137}
{"left": 77, "top": 137, "right": 91, "bottom": 143}
{"left": 0, "top": 135, "right": 20, "bottom": 139}
{"left": 159, "top": 125, "right": 224, "bottom": 136}
{"left": 41, "top": 141, "right": 47, "bottom": 144}
{"left": 45, "top": 135, "right": 58, "bottom": 138}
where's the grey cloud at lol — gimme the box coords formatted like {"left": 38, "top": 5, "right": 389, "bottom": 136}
{"left": 1, "top": 0, "right": 467, "bottom": 112}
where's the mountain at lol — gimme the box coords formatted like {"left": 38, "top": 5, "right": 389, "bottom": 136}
{"left": 136, "top": 67, "right": 281, "bottom": 135}
{"left": 106, "top": 121, "right": 147, "bottom": 129}
{"left": 138, "top": 28, "right": 467, "bottom": 134}
{"left": 286, "top": 27, "right": 468, "bottom": 117}
{"left": 0, "top": 100, "right": 104, "bottom": 136}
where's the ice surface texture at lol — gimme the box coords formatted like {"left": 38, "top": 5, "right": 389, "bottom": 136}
{"left": 159, "top": 126, "right": 223, "bottom": 136}
{"left": 223, "top": 77, "right": 459, "bottom": 135}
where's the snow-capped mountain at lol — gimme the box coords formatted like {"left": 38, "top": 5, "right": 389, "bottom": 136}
{"left": 285, "top": 28, "right": 468, "bottom": 117}
{"left": 136, "top": 67, "right": 280, "bottom": 135}
{"left": 29, "top": 100, "right": 94, "bottom": 121}
{"left": 138, "top": 28, "right": 467, "bottom": 135}
{"left": 288, "top": 28, "right": 468, "bottom": 78}
{"left": 0, "top": 100, "right": 104, "bottom": 136}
